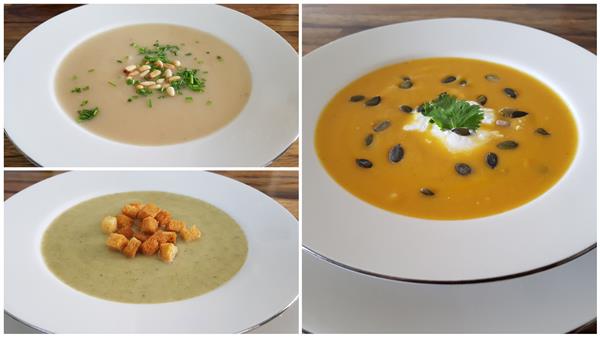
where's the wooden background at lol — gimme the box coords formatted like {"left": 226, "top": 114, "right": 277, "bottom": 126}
{"left": 303, "top": 4, "right": 596, "bottom": 334}
{"left": 4, "top": 170, "right": 298, "bottom": 219}
{"left": 303, "top": 4, "right": 596, "bottom": 55}
{"left": 3, "top": 4, "right": 299, "bottom": 167}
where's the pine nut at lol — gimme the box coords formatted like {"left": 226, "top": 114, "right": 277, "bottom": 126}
{"left": 150, "top": 84, "right": 162, "bottom": 90}
{"left": 168, "top": 76, "right": 181, "bottom": 82}
{"left": 135, "top": 84, "right": 144, "bottom": 90}
{"left": 138, "top": 65, "right": 151, "bottom": 72}
{"left": 164, "top": 63, "right": 176, "bottom": 70}
{"left": 141, "top": 81, "right": 156, "bottom": 86}
{"left": 139, "top": 69, "right": 150, "bottom": 78}
{"left": 161, "top": 83, "right": 169, "bottom": 89}
{"left": 154, "top": 60, "right": 164, "bottom": 68}
{"left": 166, "top": 86, "right": 175, "bottom": 97}
{"left": 164, "top": 69, "right": 173, "bottom": 78}
{"left": 149, "top": 70, "right": 161, "bottom": 79}
{"left": 125, "top": 65, "right": 137, "bottom": 72}
{"left": 173, "top": 60, "right": 181, "bottom": 67}
{"left": 156, "top": 78, "right": 165, "bottom": 84}
{"left": 128, "top": 70, "right": 140, "bottom": 77}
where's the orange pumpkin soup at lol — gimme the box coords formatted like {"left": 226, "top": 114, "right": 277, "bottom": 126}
{"left": 315, "top": 57, "right": 577, "bottom": 219}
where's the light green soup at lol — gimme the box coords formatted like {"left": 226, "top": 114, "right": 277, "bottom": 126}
{"left": 42, "top": 191, "right": 248, "bottom": 303}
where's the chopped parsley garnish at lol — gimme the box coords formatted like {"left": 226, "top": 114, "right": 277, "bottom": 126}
{"left": 80, "top": 100, "right": 88, "bottom": 107}
{"left": 71, "top": 75, "right": 78, "bottom": 81}
{"left": 147, "top": 98, "right": 153, "bottom": 108}
{"left": 421, "top": 93, "right": 484, "bottom": 131}
{"left": 185, "top": 97, "right": 193, "bottom": 102}
{"left": 126, "top": 78, "right": 138, "bottom": 86}
{"left": 135, "top": 41, "right": 180, "bottom": 63}
{"left": 136, "top": 88, "right": 153, "bottom": 96}
{"left": 108, "top": 81, "right": 117, "bottom": 87}
{"left": 71, "top": 85, "right": 90, "bottom": 93}
{"left": 206, "top": 100, "right": 213, "bottom": 106}
{"left": 185, "top": 52, "right": 192, "bottom": 56}
{"left": 169, "top": 68, "right": 205, "bottom": 93}
{"left": 216, "top": 55, "right": 223, "bottom": 62}
{"left": 116, "top": 60, "right": 123, "bottom": 63}
{"left": 88, "top": 69, "right": 95, "bottom": 72}
{"left": 77, "top": 107, "right": 99, "bottom": 122}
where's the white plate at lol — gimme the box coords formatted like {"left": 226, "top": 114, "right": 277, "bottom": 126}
{"left": 5, "top": 4, "right": 298, "bottom": 167}
{"left": 5, "top": 171, "right": 298, "bottom": 333}
{"left": 303, "top": 249, "right": 596, "bottom": 333}
{"left": 303, "top": 19, "right": 596, "bottom": 282}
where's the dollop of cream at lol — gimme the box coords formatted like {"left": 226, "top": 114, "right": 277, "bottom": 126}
{"left": 402, "top": 101, "right": 503, "bottom": 153}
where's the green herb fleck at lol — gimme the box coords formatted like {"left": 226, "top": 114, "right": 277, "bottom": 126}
{"left": 170, "top": 68, "right": 206, "bottom": 93}
{"left": 80, "top": 100, "right": 88, "bottom": 107}
{"left": 88, "top": 69, "right": 95, "bottom": 73}
{"left": 136, "top": 88, "right": 153, "bottom": 96}
{"left": 206, "top": 100, "right": 213, "bottom": 106}
{"left": 134, "top": 41, "right": 180, "bottom": 63}
{"left": 126, "top": 78, "right": 138, "bottom": 86}
{"left": 77, "top": 107, "right": 99, "bottom": 122}
{"left": 185, "top": 52, "right": 192, "bottom": 56}
{"left": 108, "top": 81, "right": 117, "bottom": 87}
{"left": 216, "top": 55, "right": 223, "bottom": 62}
{"left": 185, "top": 97, "right": 193, "bottom": 102}
{"left": 71, "top": 75, "right": 78, "bottom": 81}
{"left": 195, "top": 40, "right": 199, "bottom": 44}
{"left": 147, "top": 98, "right": 153, "bottom": 108}
{"left": 71, "top": 85, "right": 89, "bottom": 93}
{"left": 421, "top": 93, "right": 484, "bottom": 131}
{"left": 116, "top": 60, "right": 123, "bottom": 64}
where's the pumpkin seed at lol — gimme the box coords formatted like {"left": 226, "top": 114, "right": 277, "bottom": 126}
{"left": 350, "top": 95, "right": 365, "bottom": 102}
{"left": 356, "top": 159, "right": 373, "bottom": 168}
{"left": 504, "top": 87, "right": 518, "bottom": 99}
{"left": 420, "top": 188, "right": 435, "bottom": 196}
{"left": 535, "top": 128, "right": 551, "bottom": 136}
{"left": 486, "top": 152, "right": 498, "bottom": 169}
{"left": 441, "top": 75, "right": 456, "bottom": 84}
{"left": 400, "top": 105, "right": 413, "bottom": 113}
{"left": 365, "top": 133, "right": 374, "bottom": 146}
{"left": 452, "top": 127, "right": 471, "bottom": 136}
{"left": 485, "top": 74, "right": 500, "bottom": 82}
{"left": 497, "top": 140, "right": 519, "bottom": 149}
{"left": 365, "top": 96, "right": 381, "bottom": 106}
{"left": 501, "top": 108, "right": 528, "bottom": 118}
{"left": 373, "top": 120, "right": 391, "bottom": 132}
{"left": 476, "top": 95, "right": 487, "bottom": 106}
{"left": 388, "top": 144, "right": 404, "bottom": 163}
{"left": 399, "top": 80, "right": 413, "bottom": 89}
{"left": 455, "top": 163, "right": 472, "bottom": 176}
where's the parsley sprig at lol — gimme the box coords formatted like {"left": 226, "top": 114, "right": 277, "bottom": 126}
{"left": 421, "top": 93, "right": 484, "bottom": 131}
{"left": 170, "top": 69, "right": 206, "bottom": 93}
{"left": 135, "top": 41, "right": 180, "bottom": 63}
{"left": 77, "top": 107, "right": 99, "bottom": 122}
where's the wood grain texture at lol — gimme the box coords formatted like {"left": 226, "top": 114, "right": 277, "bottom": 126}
{"left": 4, "top": 4, "right": 298, "bottom": 167}
{"left": 303, "top": 4, "right": 596, "bottom": 55}
{"left": 4, "top": 170, "right": 298, "bottom": 219}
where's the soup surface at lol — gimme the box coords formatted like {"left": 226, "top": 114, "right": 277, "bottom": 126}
{"left": 55, "top": 24, "right": 251, "bottom": 145}
{"left": 42, "top": 191, "right": 248, "bottom": 303}
{"left": 315, "top": 58, "right": 577, "bottom": 219}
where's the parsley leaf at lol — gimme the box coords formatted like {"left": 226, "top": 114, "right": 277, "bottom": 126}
{"left": 421, "top": 93, "right": 484, "bottom": 131}
{"left": 135, "top": 41, "right": 180, "bottom": 63}
{"left": 77, "top": 107, "right": 99, "bottom": 122}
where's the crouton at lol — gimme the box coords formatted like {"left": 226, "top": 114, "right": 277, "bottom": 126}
{"left": 166, "top": 219, "right": 185, "bottom": 232}
{"left": 140, "top": 216, "right": 159, "bottom": 234}
{"left": 116, "top": 214, "right": 134, "bottom": 228}
{"left": 140, "top": 236, "right": 160, "bottom": 256}
{"left": 156, "top": 231, "right": 177, "bottom": 244}
{"left": 122, "top": 237, "right": 142, "bottom": 258}
{"left": 116, "top": 226, "right": 134, "bottom": 239}
{"left": 138, "top": 203, "right": 160, "bottom": 219}
{"left": 134, "top": 231, "right": 151, "bottom": 242}
{"left": 159, "top": 243, "right": 178, "bottom": 263}
{"left": 122, "top": 202, "right": 144, "bottom": 218}
{"left": 106, "top": 233, "right": 129, "bottom": 251}
{"left": 101, "top": 216, "right": 117, "bottom": 234}
{"left": 155, "top": 210, "right": 171, "bottom": 227}
{"left": 180, "top": 225, "right": 202, "bottom": 242}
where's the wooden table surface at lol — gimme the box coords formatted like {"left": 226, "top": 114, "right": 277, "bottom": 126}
{"left": 303, "top": 4, "right": 595, "bottom": 333}
{"left": 3, "top": 4, "right": 299, "bottom": 168}
{"left": 303, "top": 4, "right": 596, "bottom": 55}
{"left": 4, "top": 170, "right": 298, "bottom": 219}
